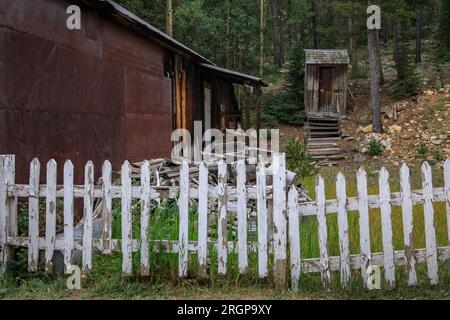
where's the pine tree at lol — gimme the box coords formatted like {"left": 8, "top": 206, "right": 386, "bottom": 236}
{"left": 391, "top": 24, "right": 421, "bottom": 98}
{"left": 437, "top": 0, "right": 450, "bottom": 61}
{"left": 285, "top": 41, "right": 306, "bottom": 106}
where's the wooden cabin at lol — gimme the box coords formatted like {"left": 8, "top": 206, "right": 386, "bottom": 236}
{"left": 304, "top": 50, "right": 349, "bottom": 117}
{"left": 0, "top": 0, "right": 266, "bottom": 183}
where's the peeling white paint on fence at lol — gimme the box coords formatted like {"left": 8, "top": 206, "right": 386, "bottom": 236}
{"left": 140, "top": 161, "right": 151, "bottom": 276}
{"left": 198, "top": 162, "right": 208, "bottom": 277}
{"left": 421, "top": 162, "right": 439, "bottom": 285}
{"left": 121, "top": 161, "right": 132, "bottom": 276}
{"left": 336, "top": 172, "right": 350, "bottom": 287}
{"left": 316, "top": 175, "right": 331, "bottom": 289}
{"left": 45, "top": 160, "right": 57, "bottom": 273}
{"left": 102, "top": 161, "right": 112, "bottom": 256}
{"left": 63, "top": 160, "right": 74, "bottom": 273}
{"left": 400, "top": 163, "right": 417, "bottom": 286}
{"left": 272, "top": 153, "right": 287, "bottom": 286}
{"left": 1, "top": 154, "right": 450, "bottom": 291}
{"left": 217, "top": 161, "right": 228, "bottom": 276}
{"left": 178, "top": 161, "right": 189, "bottom": 278}
{"left": 28, "top": 159, "right": 40, "bottom": 272}
{"left": 82, "top": 161, "right": 94, "bottom": 273}
{"left": 256, "top": 162, "right": 268, "bottom": 278}
{"left": 444, "top": 159, "right": 450, "bottom": 248}
{"left": 288, "top": 186, "right": 300, "bottom": 292}
{"left": 379, "top": 167, "right": 395, "bottom": 289}
{"left": 357, "top": 167, "right": 371, "bottom": 287}
{"left": 237, "top": 160, "right": 248, "bottom": 274}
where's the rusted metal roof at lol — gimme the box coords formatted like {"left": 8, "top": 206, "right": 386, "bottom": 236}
{"left": 199, "top": 63, "right": 268, "bottom": 87}
{"left": 304, "top": 49, "right": 349, "bottom": 65}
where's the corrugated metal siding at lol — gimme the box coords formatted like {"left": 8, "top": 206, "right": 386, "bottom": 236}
{"left": 0, "top": 0, "right": 173, "bottom": 183}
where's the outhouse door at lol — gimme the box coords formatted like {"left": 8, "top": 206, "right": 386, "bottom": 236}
{"left": 319, "top": 67, "right": 334, "bottom": 113}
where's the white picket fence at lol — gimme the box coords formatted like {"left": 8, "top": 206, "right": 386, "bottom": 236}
{"left": 1, "top": 154, "right": 450, "bottom": 291}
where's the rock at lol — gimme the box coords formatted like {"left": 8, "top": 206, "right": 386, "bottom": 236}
{"left": 353, "top": 153, "right": 367, "bottom": 163}
{"left": 388, "top": 125, "right": 402, "bottom": 134}
{"left": 361, "top": 147, "right": 368, "bottom": 154}
{"left": 426, "top": 90, "right": 434, "bottom": 96}
{"left": 362, "top": 124, "right": 373, "bottom": 133}
{"left": 381, "top": 140, "right": 392, "bottom": 148}
{"left": 432, "top": 139, "right": 443, "bottom": 145}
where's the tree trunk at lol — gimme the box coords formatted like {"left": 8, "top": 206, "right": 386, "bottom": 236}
{"left": 348, "top": 15, "right": 357, "bottom": 65}
{"left": 271, "top": 0, "right": 285, "bottom": 67}
{"left": 416, "top": 7, "right": 422, "bottom": 64}
{"left": 260, "top": 0, "right": 265, "bottom": 76}
{"left": 368, "top": 29, "right": 382, "bottom": 133}
{"left": 375, "top": 30, "right": 384, "bottom": 85}
{"left": 165, "top": 0, "right": 173, "bottom": 36}
{"left": 310, "top": 0, "right": 319, "bottom": 49}
{"left": 393, "top": 20, "right": 400, "bottom": 64}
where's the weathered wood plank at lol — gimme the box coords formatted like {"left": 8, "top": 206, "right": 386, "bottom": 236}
{"left": 122, "top": 161, "right": 133, "bottom": 276}
{"left": 178, "top": 161, "right": 189, "bottom": 278}
{"left": 198, "top": 162, "right": 208, "bottom": 277}
{"left": 82, "top": 161, "right": 94, "bottom": 273}
{"left": 63, "top": 160, "right": 74, "bottom": 273}
{"left": 237, "top": 160, "right": 248, "bottom": 274}
{"left": 0, "top": 155, "right": 14, "bottom": 275}
{"left": 400, "top": 163, "right": 417, "bottom": 286}
{"left": 444, "top": 159, "right": 450, "bottom": 248}
{"left": 273, "top": 153, "right": 287, "bottom": 287}
{"left": 288, "top": 186, "right": 301, "bottom": 292}
{"left": 421, "top": 162, "right": 439, "bottom": 285}
{"left": 102, "top": 161, "right": 112, "bottom": 255}
{"left": 379, "top": 167, "right": 395, "bottom": 289}
{"left": 336, "top": 172, "right": 350, "bottom": 287}
{"left": 316, "top": 175, "right": 331, "bottom": 289}
{"left": 217, "top": 161, "right": 228, "bottom": 275}
{"left": 45, "top": 160, "right": 57, "bottom": 273}
{"left": 140, "top": 161, "right": 151, "bottom": 276}
{"left": 28, "top": 159, "right": 40, "bottom": 272}
{"left": 357, "top": 167, "right": 371, "bottom": 287}
{"left": 256, "top": 162, "right": 268, "bottom": 278}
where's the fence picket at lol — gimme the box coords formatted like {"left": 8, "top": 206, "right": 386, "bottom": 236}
{"left": 256, "top": 162, "right": 268, "bottom": 278}
{"left": 121, "top": 161, "right": 133, "bottom": 276}
{"left": 316, "top": 175, "right": 331, "bottom": 289}
{"left": 28, "top": 159, "right": 40, "bottom": 272}
{"left": 237, "top": 160, "right": 248, "bottom": 274}
{"left": 45, "top": 160, "right": 57, "bottom": 273}
{"left": 336, "top": 172, "right": 350, "bottom": 287}
{"left": 421, "top": 162, "right": 439, "bottom": 285}
{"left": 178, "top": 161, "right": 189, "bottom": 278}
{"left": 0, "top": 155, "right": 14, "bottom": 276}
{"left": 379, "top": 167, "right": 395, "bottom": 289}
{"left": 288, "top": 186, "right": 301, "bottom": 292}
{"left": 357, "top": 167, "right": 371, "bottom": 287}
{"left": 400, "top": 163, "right": 417, "bottom": 286}
{"left": 217, "top": 161, "right": 228, "bottom": 275}
{"left": 198, "top": 162, "right": 208, "bottom": 277}
{"left": 63, "top": 160, "right": 74, "bottom": 273}
{"left": 273, "top": 153, "right": 287, "bottom": 286}
{"left": 444, "top": 159, "right": 450, "bottom": 248}
{"left": 140, "top": 161, "right": 151, "bottom": 276}
{"left": 102, "top": 161, "right": 112, "bottom": 255}
{"left": 82, "top": 161, "right": 94, "bottom": 273}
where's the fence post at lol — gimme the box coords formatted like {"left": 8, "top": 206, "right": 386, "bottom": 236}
{"left": 0, "top": 155, "right": 15, "bottom": 276}
{"left": 272, "top": 153, "right": 287, "bottom": 287}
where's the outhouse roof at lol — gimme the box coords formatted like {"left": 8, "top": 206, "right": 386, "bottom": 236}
{"left": 304, "top": 49, "right": 350, "bottom": 64}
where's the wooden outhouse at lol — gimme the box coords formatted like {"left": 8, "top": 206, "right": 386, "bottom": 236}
{"left": 304, "top": 50, "right": 349, "bottom": 116}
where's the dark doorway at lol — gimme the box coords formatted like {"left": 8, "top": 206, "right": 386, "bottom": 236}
{"left": 319, "top": 67, "right": 333, "bottom": 113}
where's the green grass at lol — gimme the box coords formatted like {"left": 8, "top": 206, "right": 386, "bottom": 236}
{"left": 1, "top": 164, "right": 450, "bottom": 299}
